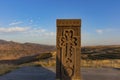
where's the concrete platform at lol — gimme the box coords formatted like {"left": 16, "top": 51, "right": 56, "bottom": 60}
{"left": 0, "top": 67, "right": 120, "bottom": 80}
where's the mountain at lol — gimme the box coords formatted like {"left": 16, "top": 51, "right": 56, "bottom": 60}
{"left": 0, "top": 39, "right": 55, "bottom": 60}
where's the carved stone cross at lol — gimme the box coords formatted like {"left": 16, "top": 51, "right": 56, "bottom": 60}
{"left": 56, "top": 19, "right": 82, "bottom": 80}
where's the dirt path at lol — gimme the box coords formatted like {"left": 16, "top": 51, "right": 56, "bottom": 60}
{"left": 0, "top": 67, "right": 55, "bottom": 80}
{"left": 0, "top": 67, "right": 120, "bottom": 80}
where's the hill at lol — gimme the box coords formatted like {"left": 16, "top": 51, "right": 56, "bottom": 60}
{"left": 81, "top": 45, "right": 120, "bottom": 60}
{"left": 0, "top": 39, "right": 55, "bottom": 60}
{"left": 0, "top": 39, "right": 119, "bottom": 60}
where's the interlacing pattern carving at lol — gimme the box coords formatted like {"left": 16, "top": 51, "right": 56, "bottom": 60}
{"left": 56, "top": 19, "right": 81, "bottom": 80}
{"left": 59, "top": 29, "right": 78, "bottom": 77}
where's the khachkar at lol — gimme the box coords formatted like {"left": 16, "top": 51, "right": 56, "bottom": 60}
{"left": 56, "top": 19, "right": 81, "bottom": 80}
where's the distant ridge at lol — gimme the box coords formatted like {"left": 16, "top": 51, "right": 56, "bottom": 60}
{"left": 81, "top": 45, "right": 120, "bottom": 60}
{"left": 0, "top": 39, "right": 55, "bottom": 60}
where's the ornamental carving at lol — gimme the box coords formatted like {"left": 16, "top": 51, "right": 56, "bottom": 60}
{"left": 56, "top": 19, "right": 81, "bottom": 80}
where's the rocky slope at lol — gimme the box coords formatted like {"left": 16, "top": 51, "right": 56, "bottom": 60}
{"left": 0, "top": 39, "right": 55, "bottom": 60}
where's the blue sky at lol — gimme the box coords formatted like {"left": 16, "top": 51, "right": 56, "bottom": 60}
{"left": 0, "top": 0, "right": 120, "bottom": 46}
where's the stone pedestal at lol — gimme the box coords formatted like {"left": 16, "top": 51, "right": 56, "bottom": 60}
{"left": 56, "top": 19, "right": 82, "bottom": 80}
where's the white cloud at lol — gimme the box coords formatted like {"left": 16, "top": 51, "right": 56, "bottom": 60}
{"left": 9, "top": 21, "right": 23, "bottom": 26}
{"left": 28, "top": 28, "right": 55, "bottom": 37}
{"left": 0, "top": 27, "right": 29, "bottom": 33}
{"left": 37, "top": 29, "right": 46, "bottom": 32}
{"left": 20, "top": 27, "right": 56, "bottom": 38}
{"left": 96, "top": 29, "right": 103, "bottom": 34}
{"left": 96, "top": 28, "right": 120, "bottom": 35}
{"left": 30, "top": 20, "right": 33, "bottom": 23}
{"left": 0, "top": 19, "right": 56, "bottom": 45}
{"left": 49, "top": 32, "right": 56, "bottom": 36}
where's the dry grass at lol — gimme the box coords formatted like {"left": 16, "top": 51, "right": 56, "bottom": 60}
{"left": 0, "top": 64, "right": 18, "bottom": 76}
{"left": 81, "top": 59, "right": 120, "bottom": 68}
{"left": 0, "top": 52, "right": 53, "bottom": 75}
{"left": 0, "top": 45, "right": 120, "bottom": 76}
{"left": 34, "top": 59, "right": 56, "bottom": 67}
{"left": 0, "top": 59, "right": 120, "bottom": 76}
{"left": 30, "top": 58, "right": 120, "bottom": 68}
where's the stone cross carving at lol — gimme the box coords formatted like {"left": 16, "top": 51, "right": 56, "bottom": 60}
{"left": 56, "top": 19, "right": 81, "bottom": 80}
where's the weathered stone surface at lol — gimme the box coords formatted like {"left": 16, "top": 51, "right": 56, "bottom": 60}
{"left": 56, "top": 19, "right": 81, "bottom": 80}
